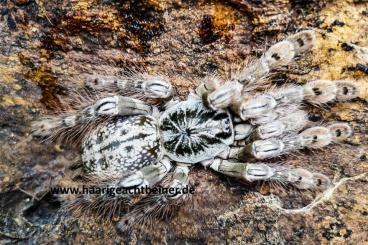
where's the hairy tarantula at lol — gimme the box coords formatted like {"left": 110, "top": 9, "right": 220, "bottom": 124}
{"left": 32, "top": 30, "right": 360, "bottom": 230}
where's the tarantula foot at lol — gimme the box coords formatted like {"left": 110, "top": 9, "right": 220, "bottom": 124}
{"left": 327, "top": 122, "right": 353, "bottom": 142}
{"left": 32, "top": 115, "right": 80, "bottom": 137}
{"left": 303, "top": 80, "right": 337, "bottom": 104}
{"left": 85, "top": 75, "right": 115, "bottom": 90}
{"left": 244, "top": 164, "right": 330, "bottom": 190}
{"left": 31, "top": 118, "right": 62, "bottom": 137}
{"left": 297, "top": 123, "right": 352, "bottom": 148}
{"left": 262, "top": 40, "right": 296, "bottom": 69}
{"left": 335, "top": 80, "right": 360, "bottom": 101}
{"left": 297, "top": 126, "right": 332, "bottom": 149}
{"left": 288, "top": 168, "right": 330, "bottom": 190}
{"left": 286, "top": 30, "right": 316, "bottom": 54}
{"left": 311, "top": 173, "right": 331, "bottom": 189}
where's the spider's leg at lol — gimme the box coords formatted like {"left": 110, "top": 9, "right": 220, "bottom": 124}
{"left": 237, "top": 79, "right": 359, "bottom": 159}
{"left": 300, "top": 79, "right": 360, "bottom": 104}
{"left": 85, "top": 74, "right": 173, "bottom": 99}
{"left": 236, "top": 30, "right": 315, "bottom": 83}
{"left": 84, "top": 96, "right": 154, "bottom": 118}
{"left": 246, "top": 122, "right": 352, "bottom": 160}
{"left": 164, "top": 164, "right": 190, "bottom": 200}
{"left": 116, "top": 164, "right": 190, "bottom": 231}
{"left": 65, "top": 158, "right": 172, "bottom": 220}
{"left": 119, "top": 157, "right": 173, "bottom": 188}
{"left": 203, "top": 30, "right": 316, "bottom": 110}
{"left": 107, "top": 161, "right": 189, "bottom": 197}
{"left": 234, "top": 79, "right": 360, "bottom": 121}
{"left": 250, "top": 106, "right": 308, "bottom": 140}
{"left": 224, "top": 79, "right": 359, "bottom": 160}
{"left": 202, "top": 159, "right": 330, "bottom": 190}
{"left": 234, "top": 123, "right": 253, "bottom": 141}
{"left": 32, "top": 96, "right": 154, "bottom": 139}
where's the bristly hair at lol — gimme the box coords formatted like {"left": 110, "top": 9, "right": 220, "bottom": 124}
{"left": 218, "top": 56, "right": 274, "bottom": 95}
{"left": 83, "top": 67, "right": 175, "bottom": 106}
{"left": 31, "top": 88, "right": 112, "bottom": 146}
{"left": 59, "top": 172, "right": 190, "bottom": 232}
{"left": 60, "top": 173, "right": 138, "bottom": 221}
{"left": 116, "top": 175, "right": 191, "bottom": 232}
{"left": 31, "top": 66, "right": 175, "bottom": 145}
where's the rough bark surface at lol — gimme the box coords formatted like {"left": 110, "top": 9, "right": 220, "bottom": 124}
{"left": 0, "top": 0, "right": 367, "bottom": 244}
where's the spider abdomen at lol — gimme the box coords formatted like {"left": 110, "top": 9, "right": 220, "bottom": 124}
{"left": 159, "top": 99, "right": 234, "bottom": 164}
{"left": 81, "top": 115, "right": 162, "bottom": 176}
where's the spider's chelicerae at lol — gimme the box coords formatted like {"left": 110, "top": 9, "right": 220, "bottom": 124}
{"left": 33, "top": 30, "right": 361, "bottom": 230}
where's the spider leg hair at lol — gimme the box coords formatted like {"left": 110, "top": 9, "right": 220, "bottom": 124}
{"left": 119, "top": 157, "right": 172, "bottom": 188}
{"left": 233, "top": 79, "right": 360, "bottom": 120}
{"left": 63, "top": 158, "right": 172, "bottom": 220}
{"left": 203, "top": 158, "right": 330, "bottom": 190}
{"left": 32, "top": 95, "right": 155, "bottom": 144}
{"left": 116, "top": 165, "right": 190, "bottom": 231}
{"left": 85, "top": 73, "right": 174, "bottom": 100}
{"left": 245, "top": 123, "right": 352, "bottom": 160}
{"left": 212, "top": 30, "right": 316, "bottom": 90}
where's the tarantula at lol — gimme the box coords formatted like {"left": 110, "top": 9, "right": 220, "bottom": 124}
{"left": 32, "top": 30, "right": 360, "bottom": 230}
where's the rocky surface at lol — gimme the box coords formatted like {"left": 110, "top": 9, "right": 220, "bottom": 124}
{"left": 0, "top": 0, "right": 367, "bottom": 244}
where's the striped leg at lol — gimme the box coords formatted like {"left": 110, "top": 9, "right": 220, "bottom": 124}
{"left": 32, "top": 96, "right": 154, "bottom": 138}
{"left": 235, "top": 79, "right": 359, "bottom": 121}
{"left": 167, "top": 165, "right": 190, "bottom": 199}
{"left": 85, "top": 74, "right": 173, "bottom": 99}
{"left": 201, "top": 30, "right": 316, "bottom": 110}
{"left": 202, "top": 158, "right": 330, "bottom": 190}
{"left": 120, "top": 157, "right": 173, "bottom": 188}
{"left": 116, "top": 164, "right": 190, "bottom": 231}
{"left": 245, "top": 123, "right": 352, "bottom": 160}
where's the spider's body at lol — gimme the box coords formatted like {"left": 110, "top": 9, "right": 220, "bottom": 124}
{"left": 82, "top": 115, "right": 162, "bottom": 175}
{"left": 159, "top": 97, "right": 234, "bottom": 163}
{"left": 82, "top": 95, "right": 234, "bottom": 178}
{"left": 32, "top": 30, "right": 361, "bottom": 230}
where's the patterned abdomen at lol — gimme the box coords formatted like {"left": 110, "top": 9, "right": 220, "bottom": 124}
{"left": 159, "top": 99, "right": 234, "bottom": 163}
{"left": 81, "top": 116, "right": 162, "bottom": 176}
